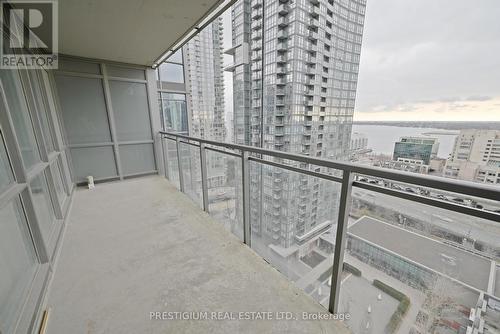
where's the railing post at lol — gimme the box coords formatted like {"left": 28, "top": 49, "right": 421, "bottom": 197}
{"left": 176, "top": 137, "right": 185, "bottom": 193}
{"left": 161, "top": 135, "right": 169, "bottom": 179}
{"left": 241, "top": 150, "right": 251, "bottom": 246}
{"left": 200, "top": 143, "right": 209, "bottom": 212}
{"left": 329, "top": 170, "right": 354, "bottom": 314}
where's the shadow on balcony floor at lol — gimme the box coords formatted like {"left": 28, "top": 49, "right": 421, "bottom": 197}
{"left": 45, "top": 175, "right": 348, "bottom": 333}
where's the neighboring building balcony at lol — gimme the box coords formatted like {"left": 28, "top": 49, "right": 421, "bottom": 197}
{"left": 252, "top": 52, "right": 262, "bottom": 61}
{"left": 277, "top": 42, "right": 288, "bottom": 52}
{"left": 252, "top": 10, "right": 263, "bottom": 20}
{"left": 251, "top": 31, "right": 262, "bottom": 40}
{"left": 252, "top": 20, "right": 263, "bottom": 30}
{"left": 276, "top": 97, "right": 286, "bottom": 106}
{"left": 276, "top": 67, "right": 287, "bottom": 75}
{"left": 309, "top": 6, "right": 320, "bottom": 18}
{"left": 276, "top": 87, "right": 286, "bottom": 96}
{"left": 277, "top": 30, "right": 289, "bottom": 40}
{"left": 252, "top": 0, "right": 263, "bottom": 9}
{"left": 306, "top": 76, "right": 317, "bottom": 85}
{"left": 251, "top": 43, "right": 262, "bottom": 51}
{"left": 305, "top": 53, "right": 316, "bottom": 64}
{"left": 308, "top": 17, "right": 319, "bottom": 29}
{"left": 308, "top": 30, "right": 319, "bottom": 41}
{"left": 278, "top": 4, "right": 290, "bottom": 16}
{"left": 278, "top": 16, "right": 290, "bottom": 28}
{"left": 277, "top": 54, "right": 287, "bottom": 64}
{"left": 276, "top": 77, "right": 287, "bottom": 85}
{"left": 308, "top": 42, "right": 319, "bottom": 52}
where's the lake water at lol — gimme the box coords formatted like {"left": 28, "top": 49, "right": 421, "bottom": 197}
{"left": 352, "top": 124, "right": 459, "bottom": 159}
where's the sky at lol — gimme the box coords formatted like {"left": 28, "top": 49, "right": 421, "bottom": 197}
{"left": 354, "top": 0, "right": 500, "bottom": 121}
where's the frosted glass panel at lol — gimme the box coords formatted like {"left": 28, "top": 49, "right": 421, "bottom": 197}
{"left": 50, "top": 160, "right": 67, "bottom": 205}
{"left": 0, "top": 133, "right": 14, "bottom": 193}
{"left": 109, "top": 81, "right": 152, "bottom": 141}
{"left": 30, "top": 173, "right": 55, "bottom": 242}
{"left": 0, "top": 199, "right": 37, "bottom": 334}
{"left": 159, "top": 63, "right": 184, "bottom": 83}
{"left": 58, "top": 59, "right": 101, "bottom": 74}
{"left": 107, "top": 66, "right": 145, "bottom": 80}
{"left": 119, "top": 144, "right": 156, "bottom": 175}
{"left": 70, "top": 146, "right": 117, "bottom": 181}
{"left": 55, "top": 75, "right": 111, "bottom": 144}
{"left": 166, "top": 49, "right": 183, "bottom": 63}
{"left": 28, "top": 71, "right": 55, "bottom": 152}
{"left": 0, "top": 70, "right": 40, "bottom": 169}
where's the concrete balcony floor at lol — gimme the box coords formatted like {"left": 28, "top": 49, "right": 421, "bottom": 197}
{"left": 46, "top": 176, "right": 348, "bottom": 333}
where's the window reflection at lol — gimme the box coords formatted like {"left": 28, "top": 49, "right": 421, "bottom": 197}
{"left": 158, "top": 93, "right": 188, "bottom": 133}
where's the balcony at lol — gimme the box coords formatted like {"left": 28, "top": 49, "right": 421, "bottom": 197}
{"left": 252, "top": 10, "right": 262, "bottom": 20}
{"left": 277, "top": 42, "right": 288, "bottom": 52}
{"left": 310, "top": 6, "right": 320, "bottom": 18}
{"left": 45, "top": 176, "right": 343, "bottom": 333}
{"left": 308, "top": 18, "right": 318, "bottom": 29}
{"left": 278, "top": 4, "right": 290, "bottom": 16}
{"left": 3, "top": 1, "right": 500, "bottom": 333}
{"left": 308, "top": 30, "right": 318, "bottom": 41}
{"left": 278, "top": 16, "right": 289, "bottom": 28}
{"left": 277, "top": 54, "right": 287, "bottom": 64}
{"left": 276, "top": 77, "right": 287, "bottom": 85}
{"left": 252, "top": 0, "right": 263, "bottom": 9}
{"left": 251, "top": 31, "right": 262, "bottom": 40}
{"left": 277, "top": 30, "right": 288, "bottom": 40}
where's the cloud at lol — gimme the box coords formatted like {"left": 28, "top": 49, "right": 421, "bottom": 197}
{"left": 355, "top": 0, "right": 500, "bottom": 120}
{"left": 465, "top": 95, "right": 492, "bottom": 102}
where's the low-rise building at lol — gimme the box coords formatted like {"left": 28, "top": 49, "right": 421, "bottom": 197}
{"left": 444, "top": 129, "right": 500, "bottom": 184}
{"left": 393, "top": 136, "right": 440, "bottom": 165}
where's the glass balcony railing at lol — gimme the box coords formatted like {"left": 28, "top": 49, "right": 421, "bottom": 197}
{"left": 160, "top": 130, "right": 500, "bottom": 334}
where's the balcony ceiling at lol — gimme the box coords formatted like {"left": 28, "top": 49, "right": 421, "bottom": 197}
{"left": 59, "top": 0, "right": 222, "bottom": 66}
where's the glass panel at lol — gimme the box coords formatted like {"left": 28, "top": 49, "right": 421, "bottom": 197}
{"left": 55, "top": 75, "right": 111, "bottom": 144}
{"left": 207, "top": 149, "right": 243, "bottom": 241}
{"left": 158, "top": 63, "right": 184, "bottom": 83}
{"left": 165, "top": 139, "right": 180, "bottom": 190}
{"left": 70, "top": 146, "right": 117, "bottom": 182}
{"left": 0, "top": 199, "right": 37, "bottom": 334}
{"left": 249, "top": 160, "right": 341, "bottom": 307}
{"left": 50, "top": 160, "right": 67, "bottom": 205}
{"left": 28, "top": 71, "right": 55, "bottom": 152}
{"left": 0, "top": 70, "right": 41, "bottom": 169}
{"left": 30, "top": 173, "right": 55, "bottom": 242}
{"left": 340, "top": 186, "right": 500, "bottom": 334}
{"left": 0, "top": 132, "right": 14, "bottom": 193}
{"left": 106, "top": 66, "right": 145, "bottom": 80}
{"left": 119, "top": 143, "right": 155, "bottom": 175}
{"left": 159, "top": 92, "right": 188, "bottom": 132}
{"left": 179, "top": 142, "right": 202, "bottom": 208}
{"left": 58, "top": 59, "right": 101, "bottom": 74}
{"left": 166, "top": 49, "right": 183, "bottom": 64}
{"left": 109, "top": 81, "right": 152, "bottom": 141}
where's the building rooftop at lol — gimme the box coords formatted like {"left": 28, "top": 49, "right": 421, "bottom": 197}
{"left": 348, "top": 216, "right": 494, "bottom": 293}
{"left": 46, "top": 176, "right": 348, "bottom": 333}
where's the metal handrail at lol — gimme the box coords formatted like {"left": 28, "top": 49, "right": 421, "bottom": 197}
{"left": 159, "top": 130, "right": 500, "bottom": 314}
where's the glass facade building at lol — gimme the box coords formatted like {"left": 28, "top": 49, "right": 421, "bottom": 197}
{"left": 226, "top": 0, "right": 367, "bottom": 259}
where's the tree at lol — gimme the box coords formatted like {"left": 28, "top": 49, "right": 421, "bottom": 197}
{"left": 414, "top": 275, "right": 464, "bottom": 333}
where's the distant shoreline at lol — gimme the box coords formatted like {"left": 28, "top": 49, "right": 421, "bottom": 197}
{"left": 353, "top": 121, "right": 500, "bottom": 131}
{"left": 421, "top": 131, "right": 460, "bottom": 136}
